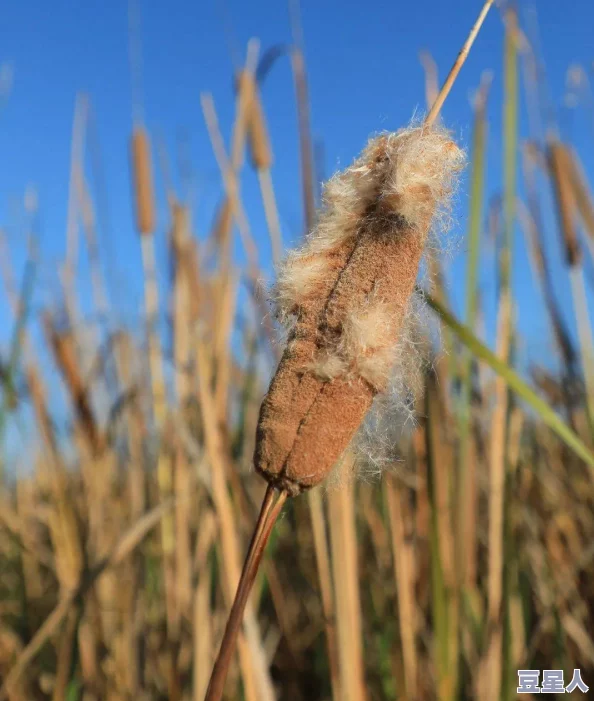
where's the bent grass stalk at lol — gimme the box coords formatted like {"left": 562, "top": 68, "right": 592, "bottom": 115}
{"left": 425, "top": 292, "right": 594, "bottom": 472}
{"left": 204, "top": 3, "right": 494, "bottom": 699}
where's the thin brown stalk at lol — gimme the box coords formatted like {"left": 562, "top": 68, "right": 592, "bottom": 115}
{"left": 112, "top": 331, "right": 146, "bottom": 693}
{"left": 43, "top": 314, "right": 101, "bottom": 456}
{"left": 519, "top": 147, "right": 576, "bottom": 368}
{"left": 328, "top": 463, "right": 367, "bottom": 701}
{"left": 200, "top": 92, "right": 259, "bottom": 274}
{"left": 139, "top": 225, "right": 177, "bottom": 642}
{"left": 205, "top": 39, "right": 258, "bottom": 279}
{"left": 51, "top": 606, "right": 79, "bottom": 701}
{"left": 566, "top": 147, "right": 594, "bottom": 248}
{"left": 258, "top": 168, "right": 284, "bottom": 265}
{"left": 171, "top": 201, "right": 194, "bottom": 625}
{"left": 308, "top": 488, "right": 341, "bottom": 701}
{"left": 482, "top": 288, "right": 512, "bottom": 701}
{"left": 194, "top": 332, "right": 275, "bottom": 701}
{"left": 204, "top": 485, "right": 287, "bottom": 701}
{"left": 242, "top": 70, "right": 284, "bottom": 264}
{"left": 548, "top": 140, "right": 594, "bottom": 435}
{"left": 385, "top": 475, "right": 418, "bottom": 700}
{"left": 290, "top": 44, "right": 316, "bottom": 235}
{"left": 425, "top": 0, "right": 495, "bottom": 127}
{"left": 193, "top": 508, "right": 217, "bottom": 701}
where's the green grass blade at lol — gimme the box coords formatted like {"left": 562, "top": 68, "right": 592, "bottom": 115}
{"left": 457, "top": 76, "right": 490, "bottom": 589}
{"left": 425, "top": 292, "right": 594, "bottom": 471}
{"left": 501, "top": 8, "right": 518, "bottom": 292}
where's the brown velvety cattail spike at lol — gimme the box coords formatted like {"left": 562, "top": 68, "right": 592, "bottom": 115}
{"left": 130, "top": 126, "right": 156, "bottom": 235}
{"left": 255, "top": 125, "right": 465, "bottom": 495}
{"left": 547, "top": 141, "right": 582, "bottom": 267}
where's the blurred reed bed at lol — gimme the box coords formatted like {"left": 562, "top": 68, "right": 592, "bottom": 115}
{"left": 2, "top": 6, "right": 594, "bottom": 701}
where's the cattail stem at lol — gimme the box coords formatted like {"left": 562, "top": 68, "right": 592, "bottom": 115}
{"left": 425, "top": 0, "right": 495, "bottom": 127}
{"left": 204, "top": 485, "right": 288, "bottom": 701}
{"left": 205, "top": 4, "right": 493, "bottom": 698}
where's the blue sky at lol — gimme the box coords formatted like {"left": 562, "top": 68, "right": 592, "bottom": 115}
{"left": 1, "top": 0, "right": 594, "bottom": 459}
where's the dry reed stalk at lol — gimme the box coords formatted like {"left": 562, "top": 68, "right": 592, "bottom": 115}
{"left": 426, "top": 373, "right": 459, "bottom": 701}
{"left": 206, "top": 39, "right": 258, "bottom": 278}
{"left": 75, "top": 154, "right": 110, "bottom": 318}
{"left": 194, "top": 333, "right": 275, "bottom": 701}
{"left": 359, "top": 483, "right": 391, "bottom": 572}
{"left": 481, "top": 287, "right": 512, "bottom": 701}
{"left": 51, "top": 606, "right": 79, "bottom": 701}
{"left": 201, "top": 93, "right": 259, "bottom": 275}
{"left": 242, "top": 70, "right": 284, "bottom": 264}
{"left": 385, "top": 475, "right": 418, "bottom": 700}
{"left": 113, "top": 331, "right": 146, "bottom": 516}
{"left": 427, "top": 381, "right": 455, "bottom": 592}
{"left": 412, "top": 422, "right": 430, "bottom": 599}
{"left": 171, "top": 202, "right": 194, "bottom": 630}
{"left": 425, "top": 0, "right": 495, "bottom": 126}
{"left": 548, "top": 142, "right": 581, "bottom": 266}
{"left": 457, "top": 74, "right": 490, "bottom": 596}
{"left": 138, "top": 204, "right": 177, "bottom": 649}
{"left": 14, "top": 482, "right": 46, "bottom": 603}
{"left": 27, "top": 369, "right": 84, "bottom": 594}
{"left": 290, "top": 46, "right": 316, "bottom": 238}
{"left": 213, "top": 269, "right": 238, "bottom": 422}
{"left": 193, "top": 507, "right": 216, "bottom": 701}
{"left": 328, "top": 461, "right": 367, "bottom": 701}
{"left": 307, "top": 487, "right": 341, "bottom": 701}
{"left": 0, "top": 240, "right": 81, "bottom": 587}
{"left": 43, "top": 314, "right": 121, "bottom": 667}
{"left": 507, "top": 406, "right": 526, "bottom": 671}
{"left": 71, "top": 156, "right": 115, "bottom": 433}
{"left": 427, "top": 255, "right": 457, "bottom": 406}
{"left": 200, "top": 90, "right": 279, "bottom": 355}
{"left": 548, "top": 141, "right": 594, "bottom": 436}
{"left": 565, "top": 147, "right": 594, "bottom": 249}
{"left": 44, "top": 314, "right": 102, "bottom": 455}
{"left": 231, "top": 39, "right": 260, "bottom": 168}
{"left": 113, "top": 332, "right": 146, "bottom": 693}
{"left": 464, "top": 428, "right": 479, "bottom": 587}
{"left": 521, "top": 144, "right": 576, "bottom": 374}
{"left": 133, "top": 122, "right": 179, "bottom": 694}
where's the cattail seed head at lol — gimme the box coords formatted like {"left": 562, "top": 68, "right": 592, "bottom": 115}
{"left": 130, "top": 126, "right": 156, "bottom": 236}
{"left": 255, "top": 123, "right": 464, "bottom": 495}
{"left": 547, "top": 141, "right": 582, "bottom": 267}
{"left": 236, "top": 69, "right": 273, "bottom": 171}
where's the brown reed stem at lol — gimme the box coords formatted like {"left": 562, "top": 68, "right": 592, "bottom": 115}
{"left": 425, "top": 0, "right": 495, "bottom": 127}
{"left": 204, "top": 485, "right": 287, "bottom": 701}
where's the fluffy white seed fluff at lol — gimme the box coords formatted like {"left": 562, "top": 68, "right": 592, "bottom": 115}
{"left": 274, "top": 122, "right": 463, "bottom": 382}
{"left": 274, "top": 123, "right": 464, "bottom": 324}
